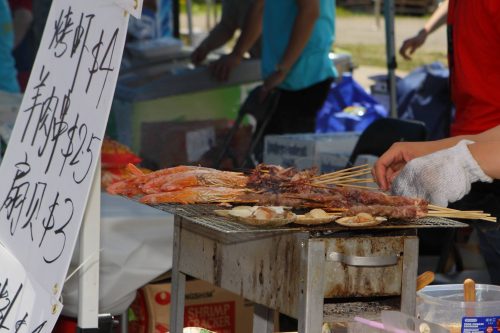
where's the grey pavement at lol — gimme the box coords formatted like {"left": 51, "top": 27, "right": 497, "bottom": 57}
{"left": 336, "top": 16, "right": 447, "bottom": 53}
{"left": 181, "top": 11, "right": 448, "bottom": 90}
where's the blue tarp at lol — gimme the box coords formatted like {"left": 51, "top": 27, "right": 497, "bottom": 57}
{"left": 316, "top": 74, "right": 388, "bottom": 133}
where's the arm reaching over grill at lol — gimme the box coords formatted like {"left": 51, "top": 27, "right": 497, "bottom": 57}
{"left": 391, "top": 140, "right": 493, "bottom": 207}
{"left": 373, "top": 125, "right": 500, "bottom": 191}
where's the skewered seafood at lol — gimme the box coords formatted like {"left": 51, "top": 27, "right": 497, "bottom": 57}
{"left": 107, "top": 165, "right": 217, "bottom": 196}
{"left": 107, "top": 162, "right": 495, "bottom": 223}
{"left": 341, "top": 204, "right": 427, "bottom": 220}
{"left": 143, "top": 170, "right": 247, "bottom": 194}
{"left": 139, "top": 186, "right": 251, "bottom": 204}
{"left": 247, "top": 164, "right": 317, "bottom": 193}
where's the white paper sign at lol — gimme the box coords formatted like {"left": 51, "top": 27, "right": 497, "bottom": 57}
{"left": 0, "top": 0, "right": 137, "bottom": 330}
{"left": 0, "top": 245, "right": 62, "bottom": 333}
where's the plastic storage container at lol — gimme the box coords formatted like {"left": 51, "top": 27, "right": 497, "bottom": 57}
{"left": 417, "top": 284, "right": 500, "bottom": 333}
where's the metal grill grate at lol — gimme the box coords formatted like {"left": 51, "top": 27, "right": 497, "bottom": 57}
{"left": 148, "top": 203, "right": 468, "bottom": 235}
{"left": 323, "top": 298, "right": 400, "bottom": 322}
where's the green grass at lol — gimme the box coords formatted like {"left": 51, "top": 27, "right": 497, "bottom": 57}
{"left": 336, "top": 6, "right": 370, "bottom": 17}
{"left": 336, "top": 43, "right": 447, "bottom": 72}
{"left": 180, "top": 2, "right": 222, "bottom": 15}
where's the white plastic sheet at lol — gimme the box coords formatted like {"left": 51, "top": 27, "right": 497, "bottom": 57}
{"left": 62, "top": 193, "right": 174, "bottom": 316}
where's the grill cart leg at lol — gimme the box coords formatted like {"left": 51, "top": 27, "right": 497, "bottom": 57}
{"left": 77, "top": 163, "right": 101, "bottom": 333}
{"left": 298, "top": 238, "right": 326, "bottom": 333}
{"left": 401, "top": 237, "right": 419, "bottom": 316}
{"left": 253, "top": 303, "right": 275, "bottom": 333}
{"left": 170, "top": 216, "right": 187, "bottom": 333}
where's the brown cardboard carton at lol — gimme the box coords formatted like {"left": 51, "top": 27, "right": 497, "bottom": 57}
{"left": 140, "top": 120, "right": 251, "bottom": 170}
{"left": 140, "top": 280, "right": 254, "bottom": 333}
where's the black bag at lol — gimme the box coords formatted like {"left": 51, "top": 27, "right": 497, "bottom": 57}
{"left": 397, "top": 62, "right": 453, "bottom": 140}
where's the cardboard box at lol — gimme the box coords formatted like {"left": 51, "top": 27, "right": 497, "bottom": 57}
{"left": 263, "top": 132, "right": 359, "bottom": 170}
{"left": 140, "top": 120, "right": 252, "bottom": 170}
{"left": 139, "top": 280, "right": 254, "bottom": 333}
{"left": 318, "top": 152, "right": 351, "bottom": 173}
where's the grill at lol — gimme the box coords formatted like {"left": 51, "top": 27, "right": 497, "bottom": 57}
{"left": 151, "top": 203, "right": 468, "bottom": 235}
{"left": 159, "top": 202, "right": 468, "bottom": 331}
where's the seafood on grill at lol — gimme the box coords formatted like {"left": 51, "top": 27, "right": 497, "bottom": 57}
{"left": 336, "top": 213, "right": 387, "bottom": 228}
{"left": 107, "top": 165, "right": 228, "bottom": 196}
{"left": 139, "top": 186, "right": 253, "bottom": 205}
{"left": 339, "top": 204, "right": 427, "bottom": 220}
{"left": 295, "top": 209, "right": 337, "bottom": 225}
{"left": 215, "top": 206, "right": 296, "bottom": 227}
{"left": 142, "top": 170, "right": 248, "bottom": 194}
{"left": 107, "top": 162, "right": 494, "bottom": 223}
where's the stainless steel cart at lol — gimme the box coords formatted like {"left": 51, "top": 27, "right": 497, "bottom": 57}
{"left": 150, "top": 204, "right": 466, "bottom": 333}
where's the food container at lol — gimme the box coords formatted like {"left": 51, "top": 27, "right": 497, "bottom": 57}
{"left": 417, "top": 284, "right": 500, "bottom": 333}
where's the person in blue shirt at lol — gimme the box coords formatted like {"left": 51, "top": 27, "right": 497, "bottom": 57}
{"left": 212, "top": 0, "right": 336, "bottom": 160}
{"left": 191, "top": 0, "right": 261, "bottom": 66}
{"left": 0, "top": 0, "right": 20, "bottom": 93}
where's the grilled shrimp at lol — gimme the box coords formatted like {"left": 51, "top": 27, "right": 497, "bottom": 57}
{"left": 106, "top": 165, "right": 216, "bottom": 196}
{"left": 139, "top": 187, "right": 250, "bottom": 204}
{"left": 141, "top": 169, "right": 214, "bottom": 194}
{"left": 106, "top": 178, "right": 143, "bottom": 197}
{"left": 157, "top": 171, "right": 247, "bottom": 193}
{"left": 126, "top": 163, "right": 145, "bottom": 176}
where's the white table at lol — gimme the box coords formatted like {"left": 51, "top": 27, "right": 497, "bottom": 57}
{"left": 64, "top": 193, "right": 174, "bottom": 317}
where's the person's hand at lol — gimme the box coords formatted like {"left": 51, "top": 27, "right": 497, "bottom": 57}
{"left": 391, "top": 140, "right": 493, "bottom": 207}
{"left": 372, "top": 142, "right": 426, "bottom": 191}
{"left": 209, "top": 53, "right": 242, "bottom": 81}
{"left": 399, "top": 29, "right": 428, "bottom": 61}
{"left": 191, "top": 44, "right": 209, "bottom": 66}
{"left": 259, "top": 69, "right": 287, "bottom": 101}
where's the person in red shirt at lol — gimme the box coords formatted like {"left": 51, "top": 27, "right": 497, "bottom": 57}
{"left": 400, "top": 0, "right": 500, "bottom": 136}
{"left": 447, "top": 0, "right": 500, "bottom": 136}
{"left": 392, "top": 0, "right": 500, "bottom": 283}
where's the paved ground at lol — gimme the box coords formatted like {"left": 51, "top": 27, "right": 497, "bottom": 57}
{"left": 182, "top": 11, "right": 447, "bottom": 52}
{"left": 336, "top": 15, "right": 447, "bottom": 53}
{"left": 181, "top": 12, "right": 448, "bottom": 89}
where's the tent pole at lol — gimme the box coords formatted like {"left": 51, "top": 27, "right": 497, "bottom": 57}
{"left": 186, "top": 0, "right": 194, "bottom": 45}
{"left": 384, "top": 0, "right": 398, "bottom": 118}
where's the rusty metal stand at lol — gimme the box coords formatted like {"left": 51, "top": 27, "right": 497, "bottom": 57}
{"left": 252, "top": 304, "right": 275, "bottom": 333}
{"left": 169, "top": 216, "right": 187, "bottom": 333}
{"left": 167, "top": 213, "right": 423, "bottom": 333}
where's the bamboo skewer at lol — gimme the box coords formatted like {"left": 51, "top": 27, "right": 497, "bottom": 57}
{"left": 428, "top": 209, "right": 492, "bottom": 216}
{"left": 427, "top": 204, "right": 496, "bottom": 222}
{"left": 314, "top": 168, "right": 372, "bottom": 182}
{"left": 311, "top": 178, "right": 373, "bottom": 186}
{"left": 311, "top": 164, "right": 375, "bottom": 188}
{"left": 334, "top": 183, "right": 377, "bottom": 190}
{"left": 428, "top": 205, "right": 497, "bottom": 222}
{"left": 426, "top": 212, "right": 496, "bottom": 222}
{"left": 315, "top": 168, "right": 372, "bottom": 181}
{"left": 314, "top": 164, "right": 370, "bottom": 179}
{"left": 314, "top": 171, "right": 372, "bottom": 183}
{"left": 428, "top": 212, "right": 493, "bottom": 218}
{"left": 428, "top": 205, "right": 486, "bottom": 214}
{"left": 427, "top": 214, "right": 496, "bottom": 221}
{"left": 332, "top": 178, "right": 374, "bottom": 184}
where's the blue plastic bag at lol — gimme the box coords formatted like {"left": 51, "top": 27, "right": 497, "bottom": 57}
{"left": 316, "top": 74, "right": 387, "bottom": 133}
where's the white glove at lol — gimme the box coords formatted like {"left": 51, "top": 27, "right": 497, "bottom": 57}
{"left": 391, "top": 140, "right": 492, "bottom": 207}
